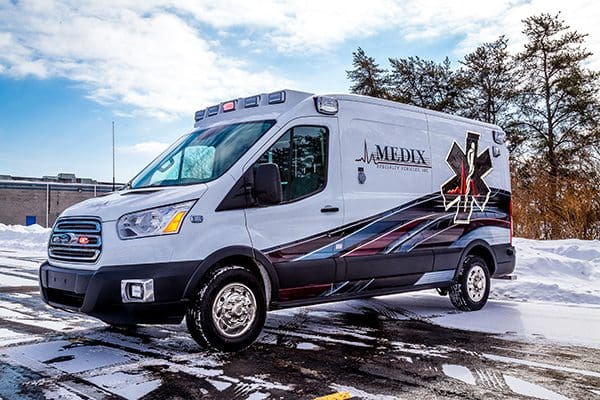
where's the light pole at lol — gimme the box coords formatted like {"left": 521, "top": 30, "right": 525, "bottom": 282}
{"left": 112, "top": 121, "right": 116, "bottom": 191}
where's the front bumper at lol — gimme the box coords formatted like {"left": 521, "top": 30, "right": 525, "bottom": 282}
{"left": 39, "top": 260, "right": 200, "bottom": 325}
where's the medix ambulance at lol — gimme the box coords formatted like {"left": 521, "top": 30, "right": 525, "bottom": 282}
{"left": 40, "top": 90, "right": 516, "bottom": 351}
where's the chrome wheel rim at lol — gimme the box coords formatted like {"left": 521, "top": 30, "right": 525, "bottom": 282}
{"left": 466, "top": 265, "right": 486, "bottom": 302}
{"left": 212, "top": 283, "right": 257, "bottom": 338}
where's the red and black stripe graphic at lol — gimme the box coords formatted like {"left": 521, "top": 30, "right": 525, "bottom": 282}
{"left": 264, "top": 189, "right": 510, "bottom": 264}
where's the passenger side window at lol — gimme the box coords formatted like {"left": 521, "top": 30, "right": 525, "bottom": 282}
{"left": 255, "top": 126, "right": 328, "bottom": 202}
{"left": 181, "top": 145, "right": 215, "bottom": 180}
{"left": 150, "top": 152, "right": 183, "bottom": 183}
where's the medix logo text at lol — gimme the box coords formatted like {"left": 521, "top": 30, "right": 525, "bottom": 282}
{"left": 355, "top": 140, "right": 430, "bottom": 167}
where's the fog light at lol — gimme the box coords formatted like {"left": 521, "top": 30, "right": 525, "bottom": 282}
{"left": 130, "top": 283, "right": 143, "bottom": 299}
{"left": 121, "top": 279, "right": 155, "bottom": 303}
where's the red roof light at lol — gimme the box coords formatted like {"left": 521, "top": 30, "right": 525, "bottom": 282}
{"left": 223, "top": 101, "right": 236, "bottom": 112}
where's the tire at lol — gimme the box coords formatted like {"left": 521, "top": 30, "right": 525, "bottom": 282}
{"left": 449, "top": 255, "right": 490, "bottom": 311}
{"left": 185, "top": 266, "right": 266, "bottom": 352}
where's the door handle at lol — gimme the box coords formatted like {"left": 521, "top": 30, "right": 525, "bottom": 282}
{"left": 321, "top": 206, "right": 339, "bottom": 213}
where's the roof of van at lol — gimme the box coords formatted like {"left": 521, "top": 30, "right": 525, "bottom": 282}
{"left": 326, "top": 92, "right": 501, "bottom": 131}
{"left": 193, "top": 89, "right": 501, "bottom": 132}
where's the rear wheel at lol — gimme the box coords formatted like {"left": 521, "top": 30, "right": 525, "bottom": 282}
{"left": 449, "top": 255, "right": 490, "bottom": 311}
{"left": 186, "top": 266, "right": 266, "bottom": 352}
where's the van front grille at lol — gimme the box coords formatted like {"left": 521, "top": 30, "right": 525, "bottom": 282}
{"left": 48, "top": 218, "right": 102, "bottom": 263}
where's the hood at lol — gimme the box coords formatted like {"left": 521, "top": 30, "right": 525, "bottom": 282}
{"left": 60, "top": 184, "right": 208, "bottom": 222}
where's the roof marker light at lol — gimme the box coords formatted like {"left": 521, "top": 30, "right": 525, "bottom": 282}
{"left": 493, "top": 130, "right": 506, "bottom": 144}
{"left": 267, "top": 91, "right": 286, "bottom": 104}
{"left": 223, "top": 100, "right": 236, "bottom": 112}
{"left": 244, "top": 95, "right": 260, "bottom": 108}
{"left": 206, "top": 105, "right": 219, "bottom": 117}
{"left": 194, "top": 109, "right": 205, "bottom": 122}
{"left": 315, "top": 96, "right": 338, "bottom": 115}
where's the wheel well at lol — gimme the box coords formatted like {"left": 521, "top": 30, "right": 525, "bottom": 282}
{"left": 466, "top": 245, "right": 496, "bottom": 276}
{"left": 204, "top": 255, "right": 273, "bottom": 305}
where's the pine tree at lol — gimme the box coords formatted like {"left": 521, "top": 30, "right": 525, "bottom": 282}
{"left": 516, "top": 13, "right": 600, "bottom": 177}
{"left": 387, "top": 56, "right": 458, "bottom": 112}
{"left": 346, "top": 47, "right": 388, "bottom": 98}
{"left": 456, "top": 36, "right": 521, "bottom": 151}
{"left": 515, "top": 13, "right": 600, "bottom": 238}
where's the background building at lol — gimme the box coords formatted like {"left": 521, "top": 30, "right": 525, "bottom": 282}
{"left": 0, "top": 173, "right": 122, "bottom": 227}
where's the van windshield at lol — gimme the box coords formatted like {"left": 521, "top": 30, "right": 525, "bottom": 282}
{"left": 130, "top": 120, "right": 276, "bottom": 189}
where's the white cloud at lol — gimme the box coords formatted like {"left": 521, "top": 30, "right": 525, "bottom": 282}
{"left": 394, "top": 0, "right": 600, "bottom": 68}
{"left": 0, "top": 31, "right": 48, "bottom": 77}
{"left": 0, "top": 0, "right": 598, "bottom": 120}
{"left": 176, "top": 0, "right": 599, "bottom": 64}
{"left": 262, "top": 0, "right": 404, "bottom": 53}
{"left": 118, "top": 141, "right": 170, "bottom": 156}
{"left": 0, "top": 1, "right": 292, "bottom": 119}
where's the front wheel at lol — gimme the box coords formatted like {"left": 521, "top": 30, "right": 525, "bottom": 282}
{"left": 449, "top": 255, "right": 490, "bottom": 311}
{"left": 186, "top": 266, "right": 266, "bottom": 352}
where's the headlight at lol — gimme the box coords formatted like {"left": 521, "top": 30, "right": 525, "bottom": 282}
{"left": 117, "top": 200, "right": 196, "bottom": 239}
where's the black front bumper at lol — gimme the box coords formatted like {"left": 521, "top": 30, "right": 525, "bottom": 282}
{"left": 39, "top": 260, "right": 200, "bottom": 325}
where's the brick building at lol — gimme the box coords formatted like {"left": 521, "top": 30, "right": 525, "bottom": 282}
{"left": 0, "top": 173, "right": 121, "bottom": 227}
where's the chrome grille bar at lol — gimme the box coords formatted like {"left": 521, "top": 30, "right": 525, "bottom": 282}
{"left": 48, "top": 217, "right": 102, "bottom": 263}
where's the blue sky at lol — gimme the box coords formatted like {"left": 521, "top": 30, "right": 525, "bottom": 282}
{"left": 1, "top": 0, "right": 598, "bottom": 182}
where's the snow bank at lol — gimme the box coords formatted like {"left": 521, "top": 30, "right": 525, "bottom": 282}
{"left": 492, "top": 238, "right": 600, "bottom": 305}
{"left": 0, "top": 223, "right": 50, "bottom": 253}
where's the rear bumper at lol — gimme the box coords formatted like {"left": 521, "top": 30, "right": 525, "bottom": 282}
{"left": 492, "top": 244, "right": 516, "bottom": 277}
{"left": 39, "top": 260, "right": 200, "bottom": 325}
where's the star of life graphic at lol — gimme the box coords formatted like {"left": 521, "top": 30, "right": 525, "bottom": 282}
{"left": 441, "top": 131, "right": 493, "bottom": 224}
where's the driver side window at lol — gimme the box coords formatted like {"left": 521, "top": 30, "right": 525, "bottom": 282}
{"left": 255, "top": 125, "right": 328, "bottom": 202}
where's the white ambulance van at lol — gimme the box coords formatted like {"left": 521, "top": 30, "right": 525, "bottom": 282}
{"left": 40, "top": 90, "right": 515, "bottom": 351}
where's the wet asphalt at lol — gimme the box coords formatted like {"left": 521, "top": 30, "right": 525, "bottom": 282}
{"left": 0, "top": 252, "right": 599, "bottom": 399}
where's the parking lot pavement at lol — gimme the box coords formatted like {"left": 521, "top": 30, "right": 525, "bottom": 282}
{"left": 1, "top": 250, "right": 599, "bottom": 400}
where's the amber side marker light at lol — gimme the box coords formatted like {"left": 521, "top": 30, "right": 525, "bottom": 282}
{"left": 163, "top": 211, "right": 187, "bottom": 234}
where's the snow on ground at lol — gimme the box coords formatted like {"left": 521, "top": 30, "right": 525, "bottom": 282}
{"left": 493, "top": 238, "right": 600, "bottom": 305}
{"left": 378, "top": 293, "right": 600, "bottom": 348}
{"left": 0, "top": 224, "right": 50, "bottom": 254}
{"left": 0, "top": 224, "right": 49, "bottom": 289}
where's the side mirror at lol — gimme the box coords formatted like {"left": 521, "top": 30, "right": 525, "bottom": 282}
{"left": 254, "top": 163, "right": 282, "bottom": 205}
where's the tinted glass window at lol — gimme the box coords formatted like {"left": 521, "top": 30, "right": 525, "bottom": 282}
{"left": 130, "top": 120, "right": 275, "bottom": 188}
{"left": 256, "top": 126, "right": 328, "bottom": 202}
